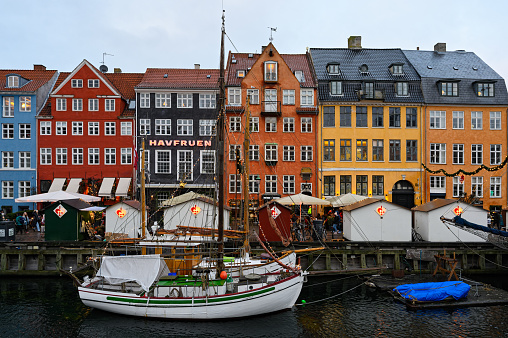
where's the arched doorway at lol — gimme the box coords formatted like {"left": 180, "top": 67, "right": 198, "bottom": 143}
{"left": 392, "top": 180, "right": 415, "bottom": 209}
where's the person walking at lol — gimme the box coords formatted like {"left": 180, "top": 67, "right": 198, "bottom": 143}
{"left": 32, "top": 210, "right": 40, "bottom": 232}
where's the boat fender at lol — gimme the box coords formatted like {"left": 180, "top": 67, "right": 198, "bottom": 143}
{"left": 82, "top": 275, "right": 91, "bottom": 287}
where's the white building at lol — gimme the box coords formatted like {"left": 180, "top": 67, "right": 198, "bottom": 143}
{"left": 342, "top": 198, "right": 412, "bottom": 242}
{"left": 105, "top": 200, "right": 143, "bottom": 238}
{"left": 413, "top": 199, "right": 486, "bottom": 242}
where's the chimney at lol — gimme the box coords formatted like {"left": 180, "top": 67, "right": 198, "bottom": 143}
{"left": 434, "top": 43, "right": 446, "bottom": 53}
{"left": 194, "top": 64, "right": 200, "bottom": 70}
{"left": 33, "top": 64, "right": 46, "bottom": 71}
{"left": 114, "top": 68, "right": 122, "bottom": 73}
{"left": 348, "top": 36, "right": 362, "bottom": 49}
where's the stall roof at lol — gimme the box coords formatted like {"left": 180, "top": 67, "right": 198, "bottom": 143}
{"left": 412, "top": 199, "right": 486, "bottom": 212}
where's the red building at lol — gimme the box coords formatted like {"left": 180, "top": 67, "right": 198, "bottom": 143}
{"left": 37, "top": 60, "right": 143, "bottom": 203}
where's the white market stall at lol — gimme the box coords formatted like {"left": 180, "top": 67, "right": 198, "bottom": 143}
{"left": 413, "top": 199, "right": 487, "bottom": 242}
{"left": 342, "top": 198, "right": 411, "bottom": 242}
{"left": 105, "top": 200, "right": 143, "bottom": 238}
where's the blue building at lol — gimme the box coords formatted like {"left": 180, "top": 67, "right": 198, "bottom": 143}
{"left": 0, "top": 65, "right": 57, "bottom": 215}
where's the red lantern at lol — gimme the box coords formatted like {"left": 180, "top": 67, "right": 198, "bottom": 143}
{"left": 376, "top": 205, "right": 386, "bottom": 217}
{"left": 191, "top": 205, "right": 201, "bottom": 215}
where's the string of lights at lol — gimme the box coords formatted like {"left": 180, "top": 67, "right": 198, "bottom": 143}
{"left": 421, "top": 155, "right": 508, "bottom": 177}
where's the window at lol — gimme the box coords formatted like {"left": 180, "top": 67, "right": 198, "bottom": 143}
{"left": 323, "top": 106, "right": 335, "bottom": 127}
{"left": 283, "top": 146, "right": 295, "bottom": 161}
{"left": 472, "top": 144, "right": 483, "bottom": 165}
{"left": 88, "top": 148, "right": 100, "bottom": 165}
{"left": 372, "top": 176, "right": 384, "bottom": 196}
{"left": 237, "top": 70, "right": 245, "bottom": 78}
{"left": 105, "top": 99, "right": 115, "bottom": 111}
{"left": 406, "top": 107, "right": 417, "bottom": 128}
{"left": 430, "top": 111, "right": 446, "bottom": 129}
{"left": 283, "top": 117, "right": 294, "bottom": 132}
{"left": 324, "top": 176, "right": 335, "bottom": 196}
{"left": 40, "top": 121, "right": 51, "bottom": 135}
{"left": 229, "top": 116, "right": 242, "bottom": 132}
{"left": 177, "top": 119, "right": 193, "bottom": 136}
{"left": 372, "top": 107, "right": 384, "bottom": 127}
{"left": 229, "top": 174, "right": 242, "bottom": 193}
{"left": 265, "top": 175, "right": 277, "bottom": 193}
{"left": 364, "top": 82, "right": 374, "bottom": 99}
{"left": 40, "top": 148, "right": 51, "bottom": 165}
{"left": 56, "top": 98, "right": 67, "bottom": 111}
{"left": 88, "top": 79, "right": 99, "bottom": 88}
{"left": 200, "top": 150, "right": 215, "bottom": 174}
{"left": 356, "top": 106, "right": 367, "bottom": 127}
{"left": 294, "top": 70, "right": 304, "bottom": 82}
{"left": 71, "top": 79, "right": 83, "bottom": 88}
{"left": 155, "top": 93, "right": 171, "bottom": 108}
{"left": 396, "top": 82, "right": 408, "bottom": 96}
{"left": 301, "top": 117, "right": 312, "bottom": 133}
{"left": 177, "top": 150, "right": 193, "bottom": 181}
{"left": 477, "top": 83, "right": 494, "bottom": 97}
{"left": 472, "top": 177, "right": 483, "bottom": 198}
{"left": 121, "top": 148, "right": 132, "bottom": 165}
{"left": 453, "top": 144, "right": 464, "bottom": 164}
{"left": 301, "top": 89, "right": 313, "bottom": 106}
{"left": 283, "top": 175, "right": 295, "bottom": 194}
{"left": 453, "top": 176, "right": 464, "bottom": 197}
{"left": 490, "top": 177, "right": 501, "bottom": 198}
{"left": 177, "top": 93, "right": 193, "bottom": 108}
{"left": 56, "top": 122, "right": 67, "bottom": 135}
{"left": 340, "top": 106, "right": 351, "bottom": 127}
{"left": 440, "top": 82, "right": 458, "bottom": 96}
{"left": 19, "top": 97, "right": 31, "bottom": 112}
{"left": 264, "top": 89, "right": 277, "bottom": 112}
{"left": 155, "top": 119, "right": 171, "bottom": 135}
{"left": 88, "top": 122, "right": 99, "bottom": 135}
{"left": 356, "top": 139, "right": 367, "bottom": 161}
{"left": 229, "top": 145, "right": 241, "bottom": 161}
{"left": 430, "top": 176, "right": 446, "bottom": 192}
{"left": 246, "top": 89, "right": 259, "bottom": 104}
{"left": 249, "top": 117, "right": 259, "bottom": 132}
{"left": 387, "top": 107, "right": 402, "bottom": 128}
{"left": 2, "top": 181, "right": 13, "bottom": 199}
{"left": 264, "top": 61, "right": 277, "bottom": 82}
{"left": 301, "top": 146, "right": 313, "bottom": 161}
{"left": 490, "top": 111, "right": 501, "bottom": 130}
{"left": 327, "top": 64, "right": 340, "bottom": 74}
{"left": 155, "top": 150, "right": 171, "bottom": 173}
{"left": 19, "top": 124, "right": 31, "bottom": 139}
{"left": 2, "top": 151, "right": 13, "bottom": 168}
{"left": 199, "top": 119, "right": 216, "bottom": 136}
{"left": 340, "top": 175, "right": 352, "bottom": 194}
{"left": 330, "top": 81, "right": 342, "bottom": 95}
{"left": 265, "top": 117, "right": 277, "bottom": 132}
{"left": 3, "top": 97, "right": 14, "bottom": 117}
{"left": 490, "top": 144, "right": 502, "bottom": 165}
{"left": 157, "top": 193, "right": 169, "bottom": 207}
{"left": 88, "top": 99, "right": 98, "bottom": 111}
{"left": 228, "top": 88, "right": 241, "bottom": 106}
{"left": 340, "top": 139, "right": 352, "bottom": 161}
{"left": 430, "top": 143, "right": 446, "bottom": 164}
{"left": 249, "top": 175, "right": 260, "bottom": 194}
{"left": 391, "top": 64, "right": 404, "bottom": 75}
{"left": 139, "top": 119, "right": 150, "bottom": 135}
{"left": 72, "top": 122, "right": 83, "bottom": 135}
{"left": 471, "top": 111, "right": 483, "bottom": 130}
{"left": 283, "top": 90, "right": 295, "bottom": 105}
{"left": 105, "top": 148, "right": 116, "bottom": 165}
{"left": 265, "top": 144, "right": 278, "bottom": 161}
{"left": 105, "top": 122, "right": 116, "bottom": 135}
{"left": 19, "top": 151, "right": 30, "bottom": 168}
{"left": 372, "top": 140, "right": 384, "bottom": 161}
{"left": 2, "top": 123, "right": 13, "bottom": 139}
{"left": 249, "top": 145, "right": 259, "bottom": 161}
{"left": 453, "top": 111, "right": 464, "bottom": 129}
{"left": 18, "top": 181, "right": 30, "bottom": 198}
{"left": 199, "top": 93, "right": 216, "bottom": 108}
{"left": 406, "top": 140, "right": 417, "bottom": 162}
{"left": 72, "top": 99, "right": 83, "bottom": 111}
{"left": 56, "top": 148, "right": 67, "bottom": 165}
{"left": 140, "top": 93, "right": 150, "bottom": 108}
{"left": 389, "top": 139, "right": 401, "bottom": 161}
{"left": 356, "top": 175, "right": 368, "bottom": 195}
{"left": 121, "top": 122, "right": 132, "bottom": 135}
{"left": 72, "top": 148, "right": 83, "bottom": 165}
{"left": 323, "top": 139, "right": 335, "bottom": 161}
{"left": 7, "top": 76, "right": 19, "bottom": 88}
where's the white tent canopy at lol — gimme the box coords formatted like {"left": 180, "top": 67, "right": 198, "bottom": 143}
{"left": 274, "top": 193, "right": 331, "bottom": 206}
{"left": 15, "top": 190, "right": 101, "bottom": 203}
{"left": 326, "top": 193, "right": 368, "bottom": 207}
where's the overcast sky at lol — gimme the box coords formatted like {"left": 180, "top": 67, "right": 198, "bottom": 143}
{"left": 2, "top": 0, "right": 508, "bottom": 80}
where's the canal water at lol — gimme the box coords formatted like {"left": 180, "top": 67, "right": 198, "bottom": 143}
{"left": 1, "top": 274, "right": 507, "bottom": 337}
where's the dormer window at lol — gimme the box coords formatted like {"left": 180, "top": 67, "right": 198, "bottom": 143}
{"left": 395, "top": 82, "right": 408, "bottom": 96}
{"left": 389, "top": 63, "right": 404, "bottom": 75}
{"left": 359, "top": 64, "right": 369, "bottom": 74}
{"left": 294, "top": 70, "right": 304, "bottom": 82}
{"left": 71, "top": 79, "right": 83, "bottom": 88}
{"left": 439, "top": 81, "right": 459, "bottom": 96}
{"left": 237, "top": 70, "right": 246, "bottom": 78}
{"left": 7, "top": 76, "right": 19, "bottom": 88}
{"left": 330, "top": 81, "right": 343, "bottom": 95}
{"left": 327, "top": 63, "right": 340, "bottom": 75}
{"left": 476, "top": 82, "right": 495, "bottom": 97}
{"left": 264, "top": 61, "right": 277, "bottom": 82}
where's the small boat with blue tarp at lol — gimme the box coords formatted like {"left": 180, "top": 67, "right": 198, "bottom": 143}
{"left": 393, "top": 281, "right": 471, "bottom": 304}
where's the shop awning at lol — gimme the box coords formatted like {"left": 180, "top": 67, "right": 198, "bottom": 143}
{"left": 115, "top": 178, "right": 131, "bottom": 197}
{"left": 98, "top": 177, "right": 115, "bottom": 197}
{"left": 48, "top": 178, "right": 66, "bottom": 192}
{"left": 66, "top": 178, "right": 82, "bottom": 193}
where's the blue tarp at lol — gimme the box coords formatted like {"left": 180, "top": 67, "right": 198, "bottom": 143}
{"left": 453, "top": 215, "right": 508, "bottom": 238}
{"left": 393, "top": 281, "right": 471, "bottom": 302}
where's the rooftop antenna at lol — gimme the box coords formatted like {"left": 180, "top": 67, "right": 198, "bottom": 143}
{"left": 268, "top": 27, "right": 277, "bottom": 42}
{"left": 100, "top": 52, "right": 114, "bottom": 73}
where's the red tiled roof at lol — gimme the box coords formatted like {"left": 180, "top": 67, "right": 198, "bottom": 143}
{"left": 136, "top": 68, "right": 219, "bottom": 89}
{"left": 105, "top": 73, "right": 144, "bottom": 100}
{"left": 0, "top": 68, "right": 57, "bottom": 92}
{"left": 38, "top": 100, "right": 52, "bottom": 118}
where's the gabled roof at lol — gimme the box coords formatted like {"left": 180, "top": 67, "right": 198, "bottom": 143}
{"left": 343, "top": 198, "right": 410, "bottom": 211}
{"left": 105, "top": 73, "right": 144, "bottom": 100}
{"left": 136, "top": 68, "right": 219, "bottom": 89}
{"left": 0, "top": 68, "right": 57, "bottom": 93}
{"left": 110, "top": 200, "right": 141, "bottom": 210}
{"left": 412, "top": 199, "right": 486, "bottom": 212}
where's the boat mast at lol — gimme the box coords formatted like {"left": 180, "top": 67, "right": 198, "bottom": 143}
{"left": 141, "top": 137, "right": 147, "bottom": 254}
{"left": 243, "top": 99, "right": 251, "bottom": 254}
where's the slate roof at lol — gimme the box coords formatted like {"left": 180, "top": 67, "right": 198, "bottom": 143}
{"left": 136, "top": 68, "right": 220, "bottom": 89}
{"left": 0, "top": 68, "right": 57, "bottom": 93}
{"left": 38, "top": 72, "right": 69, "bottom": 118}
{"left": 403, "top": 50, "right": 508, "bottom": 105}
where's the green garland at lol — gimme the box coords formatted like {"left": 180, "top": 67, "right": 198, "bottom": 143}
{"left": 421, "top": 155, "right": 508, "bottom": 177}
